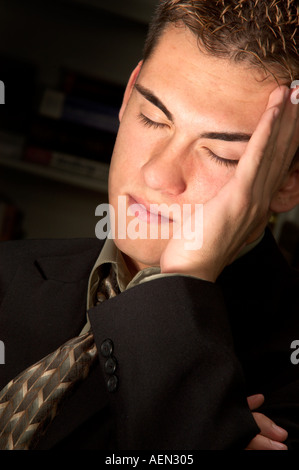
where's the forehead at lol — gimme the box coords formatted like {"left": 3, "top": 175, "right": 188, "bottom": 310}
{"left": 138, "top": 25, "right": 281, "bottom": 133}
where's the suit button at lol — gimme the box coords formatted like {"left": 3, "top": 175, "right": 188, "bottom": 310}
{"left": 100, "top": 339, "right": 113, "bottom": 357}
{"left": 105, "top": 357, "right": 117, "bottom": 374}
{"left": 107, "top": 374, "right": 118, "bottom": 392}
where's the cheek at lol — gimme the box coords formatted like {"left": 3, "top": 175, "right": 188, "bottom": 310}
{"left": 109, "top": 131, "right": 137, "bottom": 193}
{"left": 110, "top": 117, "right": 150, "bottom": 175}
{"left": 189, "top": 160, "right": 235, "bottom": 204}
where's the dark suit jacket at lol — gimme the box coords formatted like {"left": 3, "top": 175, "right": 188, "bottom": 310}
{"left": 1, "top": 229, "right": 299, "bottom": 450}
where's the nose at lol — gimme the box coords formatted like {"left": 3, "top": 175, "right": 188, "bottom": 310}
{"left": 141, "top": 139, "right": 187, "bottom": 196}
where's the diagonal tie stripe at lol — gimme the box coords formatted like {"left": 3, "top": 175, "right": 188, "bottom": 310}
{"left": 0, "top": 332, "right": 97, "bottom": 450}
{"left": 0, "top": 264, "right": 119, "bottom": 450}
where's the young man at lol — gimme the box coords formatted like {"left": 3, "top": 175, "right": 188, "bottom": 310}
{"left": 0, "top": 0, "right": 299, "bottom": 450}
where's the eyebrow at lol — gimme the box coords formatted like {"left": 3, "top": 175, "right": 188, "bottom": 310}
{"left": 199, "top": 131, "right": 251, "bottom": 142}
{"left": 134, "top": 83, "right": 174, "bottom": 122}
{"left": 134, "top": 83, "right": 252, "bottom": 142}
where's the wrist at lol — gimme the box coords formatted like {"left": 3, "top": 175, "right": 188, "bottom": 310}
{"left": 161, "top": 263, "right": 218, "bottom": 283}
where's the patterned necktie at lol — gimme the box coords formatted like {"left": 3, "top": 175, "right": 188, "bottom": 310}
{"left": 0, "top": 264, "right": 119, "bottom": 450}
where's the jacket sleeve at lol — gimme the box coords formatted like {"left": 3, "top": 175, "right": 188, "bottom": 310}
{"left": 88, "top": 274, "right": 259, "bottom": 450}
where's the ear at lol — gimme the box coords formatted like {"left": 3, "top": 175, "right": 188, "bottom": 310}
{"left": 270, "top": 162, "right": 299, "bottom": 213}
{"left": 119, "top": 60, "right": 143, "bottom": 122}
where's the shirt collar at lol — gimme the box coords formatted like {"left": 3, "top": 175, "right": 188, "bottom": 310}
{"left": 87, "top": 237, "right": 160, "bottom": 309}
{"left": 87, "top": 232, "right": 265, "bottom": 309}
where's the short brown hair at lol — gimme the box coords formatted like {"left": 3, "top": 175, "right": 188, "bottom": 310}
{"left": 143, "top": 0, "right": 299, "bottom": 82}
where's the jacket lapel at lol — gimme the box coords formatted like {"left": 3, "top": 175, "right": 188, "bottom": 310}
{"left": 0, "top": 239, "right": 104, "bottom": 386}
{"left": 0, "top": 238, "right": 109, "bottom": 449}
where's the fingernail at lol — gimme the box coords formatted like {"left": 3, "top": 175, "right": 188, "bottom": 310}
{"left": 272, "top": 423, "right": 288, "bottom": 436}
{"left": 270, "top": 439, "right": 288, "bottom": 450}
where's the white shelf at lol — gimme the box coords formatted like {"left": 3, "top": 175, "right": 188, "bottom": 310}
{"left": 0, "top": 155, "right": 109, "bottom": 193}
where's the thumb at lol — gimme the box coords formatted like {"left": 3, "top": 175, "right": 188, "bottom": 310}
{"left": 247, "top": 393, "right": 265, "bottom": 411}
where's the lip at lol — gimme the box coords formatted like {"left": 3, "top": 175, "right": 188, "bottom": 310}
{"left": 128, "top": 194, "right": 173, "bottom": 224}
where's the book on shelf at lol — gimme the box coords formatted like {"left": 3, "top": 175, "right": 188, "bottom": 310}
{"left": 39, "top": 88, "right": 120, "bottom": 134}
{"left": 23, "top": 146, "right": 109, "bottom": 183}
{"left": 25, "top": 116, "right": 115, "bottom": 164}
{"left": 38, "top": 69, "right": 124, "bottom": 135}
{"left": 0, "top": 64, "right": 121, "bottom": 190}
{"left": 60, "top": 68, "right": 124, "bottom": 107}
{"left": 0, "top": 130, "right": 25, "bottom": 160}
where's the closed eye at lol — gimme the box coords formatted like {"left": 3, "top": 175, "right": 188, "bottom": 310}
{"left": 137, "top": 113, "right": 240, "bottom": 167}
{"left": 138, "top": 113, "right": 168, "bottom": 129}
{"left": 205, "top": 148, "right": 239, "bottom": 168}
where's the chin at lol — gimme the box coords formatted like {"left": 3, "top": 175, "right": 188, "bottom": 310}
{"left": 114, "top": 237, "right": 164, "bottom": 271}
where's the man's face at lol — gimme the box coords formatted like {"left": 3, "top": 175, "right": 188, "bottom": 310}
{"left": 108, "top": 25, "right": 282, "bottom": 273}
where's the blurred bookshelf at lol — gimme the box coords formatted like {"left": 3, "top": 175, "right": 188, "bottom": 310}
{"left": 0, "top": 0, "right": 149, "bottom": 239}
{"left": 0, "top": 152, "right": 109, "bottom": 193}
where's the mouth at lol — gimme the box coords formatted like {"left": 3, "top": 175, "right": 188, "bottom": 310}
{"left": 127, "top": 195, "right": 174, "bottom": 224}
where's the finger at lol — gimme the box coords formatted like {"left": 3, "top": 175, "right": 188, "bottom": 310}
{"left": 254, "top": 86, "right": 290, "bottom": 182}
{"left": 287, "top": 84, "right": 299, "bottom": 165}
{"left": 246, "top": 434, "right": 288, "bottom": 451}
{"left": 253, "top": 412, "right": 288, "bottom": 442}
{"left": 266, "top": 86, "right": 299, "bottom": 186}
{"left": 288, "top": 116, "right": 299, "bottom": 164}
{"left": 236, "top": 85, "right": 296, "bottom": 213}
{"left": 244, "top": 85, "right": 288, "bottom": 164}
{"left": 247, "top": 394, "right": 264, "bottom": 411}
{"left": 236, "top": 86, "right": 287, "bottom": 195}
